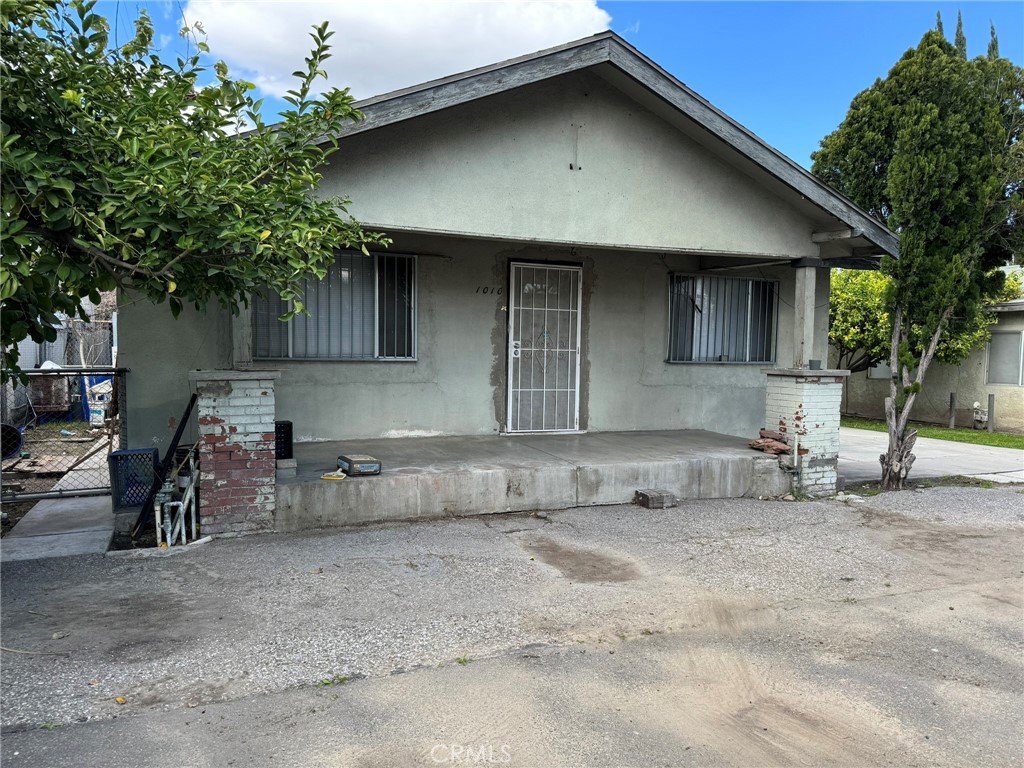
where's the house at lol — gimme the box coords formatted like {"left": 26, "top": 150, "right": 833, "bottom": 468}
{"left": 843, "top": 292, "right": 1024, "bottom": 433}
{"left": 118, "top": 33, "right": 899, "bottom": 534}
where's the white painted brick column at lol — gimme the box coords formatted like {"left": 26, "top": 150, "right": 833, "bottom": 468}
{"left": 188, "top": 370, "right": 281, "bottom": 536}
{"left": 763, "top": 368, "right": 849, "bottom": 496}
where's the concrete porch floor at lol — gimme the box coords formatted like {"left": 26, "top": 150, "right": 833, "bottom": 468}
{"left": 276, "top": 430, "right": 792, "bottom": 531}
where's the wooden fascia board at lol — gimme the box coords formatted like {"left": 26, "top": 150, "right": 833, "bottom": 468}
{"left": 338, "top": 39, "right": 612, "bottom": 138}
{"left": 604, "top": 42, "right": 899, "bottom": 259}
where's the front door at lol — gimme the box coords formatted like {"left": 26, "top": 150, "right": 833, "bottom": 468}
{"left": 506, "top": 263, "right": 582, "bottom": 432}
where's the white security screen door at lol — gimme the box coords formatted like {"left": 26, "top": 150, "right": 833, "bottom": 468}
{"left": 507, "top": 263, "right": 583, "bottom": 432}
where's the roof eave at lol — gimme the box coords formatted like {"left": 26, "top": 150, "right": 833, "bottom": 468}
{"left": 330, "top": 32, "right": 899, "bottom": 259}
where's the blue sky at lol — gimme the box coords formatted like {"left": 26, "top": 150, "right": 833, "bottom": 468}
{"left": 606, "top": 2, "right": 1024, "bottom": 166}
{"left": 100, "top": 1, "right": 1023, "bottom": 168}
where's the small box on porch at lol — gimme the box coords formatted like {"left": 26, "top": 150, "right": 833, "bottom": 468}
{"left": 337, "top": 454, "right": 382, "bottom": 476}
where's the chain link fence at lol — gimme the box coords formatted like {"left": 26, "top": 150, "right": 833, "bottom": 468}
{"left": 1, "top": 368, "right": 128, "bottom": 502}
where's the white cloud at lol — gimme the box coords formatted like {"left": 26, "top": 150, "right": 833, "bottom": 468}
{"left": 183, "top": 0, "right": 611, "bottom": 99}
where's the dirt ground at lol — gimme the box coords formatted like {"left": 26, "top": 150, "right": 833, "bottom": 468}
{"left": 1, "top": 485, "right": 1022, "bottom": 767}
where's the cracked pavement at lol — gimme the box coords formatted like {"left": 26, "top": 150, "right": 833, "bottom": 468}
{"left": 2, "top": 485, "right": 1022, "bottom": 766}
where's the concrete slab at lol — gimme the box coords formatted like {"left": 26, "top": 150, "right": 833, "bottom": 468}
{"left": 6, "top": 496, "right": 112, "bottom": 538}
{"left": 1, "top": 495, "right": 113, "bottom": 562}
{"left": 839, "top": 427, "right": 1024, "bottom": 485}
{"left": 278, "top": 431, "right": 792, "bottom": 531}
{"left": 0, "top": 529, "right": 112, "bottom": 562}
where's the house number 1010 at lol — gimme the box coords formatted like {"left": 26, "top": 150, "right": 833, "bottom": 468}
{"left": 475, "top": 287, "right": 503, "bottom": 295}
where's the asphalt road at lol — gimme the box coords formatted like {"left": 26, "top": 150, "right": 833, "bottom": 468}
{"left": 2, "top": 486, "right": 1022, "bottom": 767}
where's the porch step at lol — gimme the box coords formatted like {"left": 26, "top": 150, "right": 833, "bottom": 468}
{"left": 275, "top": 431, "right": 791, "bottom": 532}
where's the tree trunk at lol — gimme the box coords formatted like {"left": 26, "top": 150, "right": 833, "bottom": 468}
{"left": 879, "top": 306, "right": 952, "bottom": 491}
{"left": 880, "top": 417, "right": 918, "bottom": 489}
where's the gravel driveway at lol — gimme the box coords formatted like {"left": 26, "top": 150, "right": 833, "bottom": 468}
{"left": 2, "top": 485, "right": 1022, "bottom": 766}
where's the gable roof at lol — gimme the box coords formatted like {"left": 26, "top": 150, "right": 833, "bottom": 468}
{"left": 337, "top": 31, "right": 899, "bottom": 260}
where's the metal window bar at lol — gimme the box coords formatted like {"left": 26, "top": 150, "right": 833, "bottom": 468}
{"left": 668, "top": 274, "right": 778, "bottom": 363}
{"left": 251, "top": 253, "right": 416, "bottom": 361}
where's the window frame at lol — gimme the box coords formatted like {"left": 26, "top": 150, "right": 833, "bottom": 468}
{"left": 666, "top": 272, "right": 779, "bottom": 365}
{"left": 252, "top": 251, "right": 418, "bottom": 363}
{"left": 986, "top": 330, "right": 1023, "bottom": 386}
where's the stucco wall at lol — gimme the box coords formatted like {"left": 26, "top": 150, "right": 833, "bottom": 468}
{"left": 122, "top": 238, "right": 825, "bottom": 446}
{"left": 120, "top": 298, "right": 233, "bottom": 449}
{"left": 121, "top": 68, "right": 839, "bottom": 448}
{"left": 321, "top": 71, "right": 818, "bottom": 260}
{"left": 232, "top": 236, "right": 816, "bottom": 443}
{"left": 121, "top": 232, "right": 836, "bottom": 450}
{"left": 841, "top": 311, "right": 1024, "bottom": 434}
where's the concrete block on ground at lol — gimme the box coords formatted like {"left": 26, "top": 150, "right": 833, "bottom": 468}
{"left": 749, "top": 456, "right": 793, "bottom": 498}
{"left": 634, "top": 489, "right": 677, "bottom": 509}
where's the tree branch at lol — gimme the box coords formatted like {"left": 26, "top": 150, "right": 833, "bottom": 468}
{"left": 22, "top": 224, "right": 161, "bottom": 280}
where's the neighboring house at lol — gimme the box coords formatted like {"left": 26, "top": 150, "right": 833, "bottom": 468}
{"left": 844, "top": 297, "right": 1024, "bottom": 433}
{"left": 120, "top": 32, "right": 897, "bottom": 451}
{"left": 34, "top": 292, "right": 117, "bottom": 368}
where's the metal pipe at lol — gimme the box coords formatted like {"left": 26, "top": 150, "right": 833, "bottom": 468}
{"left": 17, "top": 368, "right": 130, "bottom": 376}
{"left": 988, "top": 393, "right": 995, "bottom": 433}
{"left": 0, "top": 488, "right": 110, "bottom": 503}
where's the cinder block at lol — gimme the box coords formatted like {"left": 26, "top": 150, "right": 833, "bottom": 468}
{"left": 634, "top": 489, "right": 677, "bottom": 509}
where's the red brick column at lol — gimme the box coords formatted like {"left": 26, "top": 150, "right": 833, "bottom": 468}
{"left": 188, "top": 370, "right": 281, "bottom": 536}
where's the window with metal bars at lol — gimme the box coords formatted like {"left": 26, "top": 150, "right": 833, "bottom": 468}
{"left": 668, "top": 274, "right": 778, "bottom": 363}
{"left": 252, "top": 252, "right": 416, "bottom": 360}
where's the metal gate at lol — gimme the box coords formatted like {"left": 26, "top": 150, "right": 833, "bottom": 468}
{"left": 507, "top": 263, "right": 582, "bottom": 433}
{"left": 1, "top": 368, "right": 127, "bottom": 502}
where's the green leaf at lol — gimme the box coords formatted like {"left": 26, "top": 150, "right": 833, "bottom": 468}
{"left": 0, "top": 3, "right": 388, "bottom": 377}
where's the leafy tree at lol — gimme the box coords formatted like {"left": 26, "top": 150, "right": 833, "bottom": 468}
{"left": 829, "top": 270, "right": 889, "bottom": 374}
{"left": 813, "top": 21, "right": 1023, "bottom": 489}
{"left": 830, "top": 268, "right": 1023, "bottom": 374}
{"left": 1, "top": 0, "right": 387, "bottom": 378}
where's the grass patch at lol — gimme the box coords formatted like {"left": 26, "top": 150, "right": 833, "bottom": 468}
{"left": 844, "top": 475, "right": 1016, "bottom": 496}
{"left": 915, "top": 475, "right": 998, "bottom": 489}
{"left": 842, "top": 417, "right": 1024, "bottom": 450}
{"left": 316, "top": 674, "right": 349, "bottom": 687}
{"left": 456, "top": 655, "right": 471, "bottom": 666}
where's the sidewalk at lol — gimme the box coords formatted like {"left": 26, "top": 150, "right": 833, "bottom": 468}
{"left": 839, "top": 427, "right": 1024, "bottom": 485}
{"left": 0, "top": 496, "right": 113, "bottom": 562}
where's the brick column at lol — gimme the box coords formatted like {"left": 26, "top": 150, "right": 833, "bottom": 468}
{"left": 764, "top": 368, "right": 849, "bottom": 496}
{"left": 188, "top": 370, "right": 281, "bottom": 536}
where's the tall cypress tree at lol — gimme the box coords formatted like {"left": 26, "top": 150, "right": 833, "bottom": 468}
{"left": 988, "top": 22, "right": 1000, "bottom": 59}
{"left": 954, "top": 11, "right": 967, "bottom": 58}
{"left": 812, "top": 22, "right": 1024, "bottom": 488}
